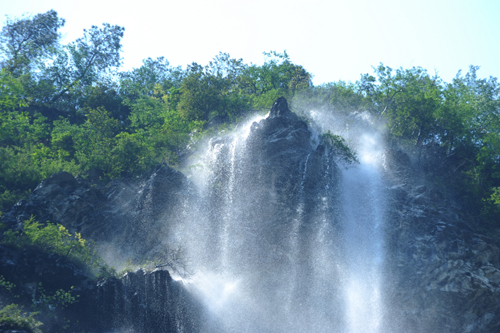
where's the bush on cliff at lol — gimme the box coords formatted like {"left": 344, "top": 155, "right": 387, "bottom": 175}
{"left": 0, "top": 304, "right": 42, "bottom": 333}
{"left": 2, "top": 215, "right": 110, "bottom": 276}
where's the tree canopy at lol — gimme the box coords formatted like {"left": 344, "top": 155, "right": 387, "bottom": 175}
{"left": 0, "top": 10, "right": 499, "bottom": 228}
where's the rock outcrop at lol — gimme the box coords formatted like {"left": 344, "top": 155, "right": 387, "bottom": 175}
{"left": 95, "top": 269, "right": 209, "bottom": 333}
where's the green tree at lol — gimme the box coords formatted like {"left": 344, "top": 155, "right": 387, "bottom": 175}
{"left": 72, "top": 107, "right": 121, "bottom": 176}
{"left": 119, "top": 56, "right": 180, "bottom": 100}
{"left": 177, "top": 65, "right": 221, "bottom": 121}
{"left": 81, "top": 82, "right": 129, "bottom": 121}
{"left": 301, "top": 81, "right": 372, "bottom": 113}
{"left": 361, "top": 64, "right": 443, "bottom": 147}
{"left": 0, "top": 304, "right": 42, "bottom": 333}
{"left": 47, "top": 23, "right": 124, "bottom": 106}
{"left": 238, "top": 51, "right": 312, "bottom": 109}
{"left": 0, "top": 68, "right": 27, "bottom": 110}
{"left": 0, "top": 10, "right": 65, "bottom": 77}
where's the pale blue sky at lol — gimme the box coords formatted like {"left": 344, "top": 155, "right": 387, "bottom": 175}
{"left": 1, "top": 0, "right": 499, "bottom": 85}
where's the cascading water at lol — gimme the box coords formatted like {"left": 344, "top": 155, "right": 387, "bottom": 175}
{"left": 170, "top": 100, "right": 388, "bottom": 333}
{"left": 308, "top": 110, "right": 388, "bottom": 333}
{"left": 341, "top": 133, "right": 386, "bottom": 333}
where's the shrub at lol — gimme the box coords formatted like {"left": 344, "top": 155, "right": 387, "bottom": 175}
{"left": 2, "top": 216, "right": 110, "bottom": 275}
{"left": 321, "top": 130, "right": 359, "bottom": 165}
{"left": 0, "top": 304, "right": 42, "bottom": 333}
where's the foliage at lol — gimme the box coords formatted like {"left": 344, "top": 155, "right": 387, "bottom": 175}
{"left": 360, "top": 64, "right": 443, "bottom": 146}
{"left": 2, "top": 216, "right": 108, "bottom": 274}
{"left": 0, "top": 68, "right": 27, "bottom": 110}
{"left": 178, "top": 69, "right": 223, "bottom": 121}
{"left": 0, "top": 12, "right": 314, "bottom": 210}
{"left": 0, "top": 275, "right": 16, "bottom": 294}
{"left": 294, "top": 80, "right": 373, "bottom": 117}
{"left": 239, "top": 50, "right": 312, "bottom": 109}
{"left": 1, "top": 275, "right": 78, "bottom": 332}
{"left": 0, "top": 10, "right": 65, "bottom": 77}
{"left": 0, "top": 304, "right": 42, "bottom": 333}
{"left": 48, "top": 23, "right": 124, "bottom": 105}
{"left": 357, "top": 64, "right": 500, "bottom": 226}
{"left": 119, "top": 56, "right": 181, "bottom": 100}
{"left": 0, "top": 147, "right": 60, "bottom": 210}
{"left": 321, "top": 130, "right": 359, "bottom": 165}
{"left": 32, "top": 283, "right": 78, "bottom": 312}
{"left": 491, "top": 187, "right": 500, "bottom": 207}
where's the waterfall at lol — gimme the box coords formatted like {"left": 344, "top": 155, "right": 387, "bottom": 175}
{"left": 168, "top": 106, "right": 389, "bottom": 332}
{"left": 341, "top": 133, "right": 386, "bottom": 333}
{"left": 308, "top": 110, "right": 388, "bottom": 333}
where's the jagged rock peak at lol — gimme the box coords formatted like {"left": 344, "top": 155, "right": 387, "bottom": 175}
{"left": 269, "top": 96, "right": 294, "bottom": 119}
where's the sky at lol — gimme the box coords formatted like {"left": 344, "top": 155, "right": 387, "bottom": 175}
{"left": 1, "top": 0, "right": 499, "bottom": 85}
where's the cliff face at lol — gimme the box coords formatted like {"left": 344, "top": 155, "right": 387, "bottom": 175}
{"left": 383, "top": 149, "right": 500, "bottom": 332}
{"left": 2, "top": 97, "right": 500, "bottom": 332}
{"left": 1, "top": 163, "right": 194, "bottom": 261}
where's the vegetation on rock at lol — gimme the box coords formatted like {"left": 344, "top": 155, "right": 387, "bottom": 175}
{"left": 2, "top": 215, "right": 107, "bottom": 273}
{"left": 0, "top": 304, "right": 42, "bottom": 333}
{"left": 321, "top": 130, "right": 359, "bottom": 165}
{"left": 0, "top": 214, "right": 113, "bottom": 332}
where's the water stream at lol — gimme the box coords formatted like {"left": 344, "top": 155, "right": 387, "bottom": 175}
{"left": 341, "top": 133, "right": 386, "bottom": 333}
{"left": 174, "top": 110, "right": 388, "bottom": 332}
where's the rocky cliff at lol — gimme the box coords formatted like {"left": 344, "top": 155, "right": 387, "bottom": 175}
{"left": 1, "top": 163, "right": 194, "bottom": 262}
{"left": 383, "top": 148, "right": 500, "bottom": 332}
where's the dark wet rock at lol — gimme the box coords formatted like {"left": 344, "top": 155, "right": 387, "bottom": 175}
{"left": 1, "top": 164, "right": 194, "bottom": 261}
{"left": 121, "top": 164, "right": 196, "bottom": 259}
{"left": 0, "top": 244, "right": 206, "bottom": 332}
{"left": 269, "top": 96, "right": 299, "bottom": 121}
{"left": 95, "top": 269, "right": 211, "bottom": 333}
{"left": 82, "top": 168, "right": 106, "bottom": 184}
{"left": 0, "top": 245, "right": 90, "bottom": 294}
{"left": 0, "top": 244, "right": 96, "bottom": 332}
{"left": 383, "top": 150, "right": 500, "bottom": 333}
{"left": 206, "top": 114, "right": 229, "bottom": 128}
{"left": 245, "top": 98, "right": 321, "bottom": 201}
